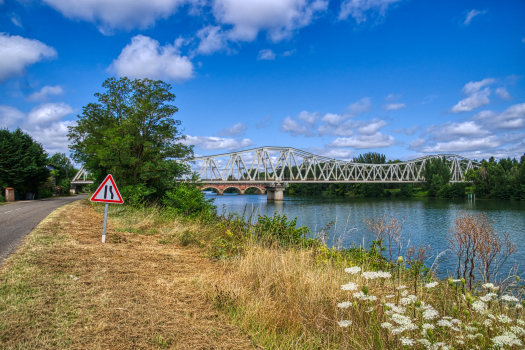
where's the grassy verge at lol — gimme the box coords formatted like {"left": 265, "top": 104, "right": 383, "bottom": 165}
{"left": 0, "top": 200, "right": 254, "bottom": 349}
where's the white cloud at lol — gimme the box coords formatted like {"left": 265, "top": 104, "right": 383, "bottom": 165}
{"left": 256, "top": 115, "right": 271, "bottom": 129}
{"left": 181, "top": 135, "right": 253, "bottom": 151}
{"left": 348, "top": 97, "right": 371, "bottom": 114}
{"left": 329, "top": 132, "right": 397, "bottom": 149}
{"left": 297, "top": 110, "right": 319, "bottom": 124}
{"left": 109, "top": 35, "right": 194, "bottom": 82}
{"left": 40, "top": 0, "right": 194, "bottom": 33}
{"left": 0, "top": 33, "right": 57, "bottom": 83}
{"left": 27, "top": 85, "right": 64, "bottom": 101}
{"left": 281, "top": 116, "right": 313, "bottom": 136}
{"left": 257, "top": 49, "right": 276, "bottom": 60}
{"left": 473, "top": 103, "right": 525, "bottom": 131}
{"left": 495, "top": 87, "right": 512, "bottom": 100}
{"left": 420, "top": 136, "right": 502, "bottom": 153}
{"left": 304, "top": 147, "right": 354, "bottom": 160}
{"left": 385, "top": 93, "right": 401, "bottom": 101}
{"left": 462, "top": 78, "right": 495, "bottom": 95}
{"left": 450, "top": 78, "right": 495, "bottom": 113}
{"left": 385, "top": 103, "right": 406, "bottom": 111}
{"left": 194, "top": 25, "right": 228, "bottom": 56}
{"left": 339, "top": 0, "right": 401, "bottom": 23}
{"left": 213, "top": 0, "right": 328, "bottom": 43}
{"left": 218, "top": 122, "right": 247, "bottom": 136}
{"left": 11, "top": 16, "right": 23, "bottom": 28}
{"left": 321, "top": 113, "right": 349, "bottom": 126}
{"left": 282, "top": 49, "right": 296, "bottom": 56}
{"left": 394, "top": 126, "right": 419, "bottom": 135}
{"left": 0, "top": 103, "right": 75, "bottom": 154}
{"left": 0, "top": 105, "right": 25, "bottom": 127}
{"left": 464, "top": 9, "right": 487, "bottom": 25}
{"left": 357, "top": 118, "right": 386, "bottom": 135}
{"left": 27, "top": 103, "right": 74, "bottom": 126}
{"left": 408, "top": 138, "right": 425, "bottom": 149}
{"left": 425, "top": 121, "right": 491, "bottom": 142}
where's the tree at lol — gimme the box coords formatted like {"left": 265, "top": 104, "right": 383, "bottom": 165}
{"left": 354, "top": 152, "right": 386, "bottom": 197}
{"left": 68, "top": 77, "right": 193, "bottom": 199}
{"left": 0, "top": 128, "right": 50, "bottom": 195}
{"left": 48, "top": 153, "right": 77, "bottom": 184}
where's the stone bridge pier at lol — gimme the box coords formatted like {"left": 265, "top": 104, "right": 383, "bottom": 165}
{"left": 200, "top": 183, "right": 286, "bottom": 201}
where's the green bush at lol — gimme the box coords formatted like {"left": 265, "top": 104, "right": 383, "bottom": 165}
{"left": 255, "top": 213, "right": 310, "bottom": 245}
{"left": 37, "top": 187, "right": 53, "bottom": 199}
{"left": 162, "top": 182, "right": 216, "bottom": 218}
{"left": 0, "top": 195, "right": 6, "bottom": 202}
{"left": 120, "top": 184, "right": 157, "bottom": 207}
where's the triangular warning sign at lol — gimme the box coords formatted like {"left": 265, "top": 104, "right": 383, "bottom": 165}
{"left": 90, "top": 174, "right": 124, "bottom": 204}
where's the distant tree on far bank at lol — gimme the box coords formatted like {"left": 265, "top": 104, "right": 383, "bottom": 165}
{"left": 0, "top": 128, "right": 50, "bottom": 196}
{"left": 68, "top": 77, "right": 194, "bottom": 201}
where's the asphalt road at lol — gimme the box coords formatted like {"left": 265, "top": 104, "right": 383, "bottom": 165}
{"left": 0, "top": 194, "right": 88, "bottom": 264}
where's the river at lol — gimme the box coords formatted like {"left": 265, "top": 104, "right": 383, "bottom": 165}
{"left": 205, "top": 192, "right": 525, "bottom": 278}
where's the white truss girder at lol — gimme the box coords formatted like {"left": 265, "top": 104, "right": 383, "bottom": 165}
{"left": 184, "top": 146, "right": 479, "bottom": 183}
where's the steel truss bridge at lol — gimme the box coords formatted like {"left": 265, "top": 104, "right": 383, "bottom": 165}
{"left": 186, "top": 146, "right": 479, "bottom": 184}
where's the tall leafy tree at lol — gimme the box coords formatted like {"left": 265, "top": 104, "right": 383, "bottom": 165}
{"left": 48, "top": 153, "right": 77, "bottom": 184}
{"left": 0, "top": 128, "right": 50, "bottom": 194}
{"left": 68, "top": 78, "right": 193, "bottom": 198}
{"left": 353, "top": 152, "right": 386, "bottom": 197}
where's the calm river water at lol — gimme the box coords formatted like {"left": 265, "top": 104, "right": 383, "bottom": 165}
{"left": 206, "top": 192, "right": 525, "bottom": 277}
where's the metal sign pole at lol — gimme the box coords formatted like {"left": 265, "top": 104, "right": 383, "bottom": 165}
{"left": 102, "top": 203, "right": 108, "bottom": 243}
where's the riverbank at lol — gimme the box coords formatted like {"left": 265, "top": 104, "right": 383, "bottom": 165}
{"left": 1, "top": 199, "right": 524, "bottom": 349}
{"left": 0, "top": 200, "right": 254, "bottom": 349}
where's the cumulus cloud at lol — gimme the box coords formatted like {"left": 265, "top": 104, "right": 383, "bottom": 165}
{"left": 473, "top": 103, "right": 525, "bottom": 131}
{"left": 0, "top": 33, "right": 57, "bottom": 83}
{"left": 218, "top": 122, "right": 247, "bottom": 136}
{"left": 0, "top": 103, "right": 75, "bottom": 154}
{"left": 194, "top": 25, "right": 228, "bottom": 56}
{"left": 213, "top": 0, "right": 328, "bottom": 43}
{"left": 281, "top": 116, "right": 314, "bottom": 137}
{"left": 424, "top": 121, "right": 491, "bottom": 142}
{"left": 385, "top": 103, "right": 406, "bottom": 111}
{"left": 297, "top": 110, "right": 319, "bottom": 124}
{"left": 385, "top": 93, "right": 402, "bottom": 101}
{"left": 257, "top": 49, "right": 276, "bottom": 60}
{"left": 109, "top": 35, "right": 194, "bottom": 82}
{"left": 348, "top": 97, "right": 372, "bottom": 114}
{"left": 339, "top": 0, "right": 401, "bottom": 23}
{"left": 181, "top": 135, "right": 253, "bottom": 151}
{"left": 450, "top": 78, "right": 495, "bottom": 113}
{"left": 419, "top": 136, "right": 503, "bottom": 153}
{"left": 495, "top": 87, "right": 512, "bottom": 100}
{"left": 464, "top": 9, "right": 487, "bottom": 25}
{"left": 27, "top": 85, "right": 64, "bottom": 101}
{"left": 40, "top": 0, "right": 193, "bottom": 33}
{"left": 329, "top": 132, "right": 397, "bottom": 149}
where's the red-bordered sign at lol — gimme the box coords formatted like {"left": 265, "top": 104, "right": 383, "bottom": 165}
{"left": 90, "top": 174, "right": 124, "bottom": 204}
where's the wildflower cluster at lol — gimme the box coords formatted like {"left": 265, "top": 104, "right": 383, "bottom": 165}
{"left": 337, "top": 266, "right": 525, "bottom": 349}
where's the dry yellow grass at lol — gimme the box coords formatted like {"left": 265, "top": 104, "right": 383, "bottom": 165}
{"left": 0, "top": 199, "right": 255, "bottom": 349}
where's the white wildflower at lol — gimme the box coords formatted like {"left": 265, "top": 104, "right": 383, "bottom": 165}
{"left": 377, "top": 271, "right": 392, "bottom": 278}
{"left": 455, "top": 339, "right": 464, "bottom": 345}
{"left": 424, "top": 282, "right": 438, "bottom": 288}
{"left": 510, "top": 326, "right": 525, "bottom": 336}
{"left": 451, "top": 279, "right": 461, "bottom": 283}
{"left": 365, "top": 307, "right": 374, "bottom": 313}
{"left": 338, "top": 301, "right": 352, "bottom": 309}
{"left": 386, "top": 294, "right": 395, "bottom": 298}
{"left": 400, "top": 337, "right": 415, "bottom": 346}
{"left": 482, "top": 282, "right": 500, "bottom": 290}
{"left": 437, "top": 319, "right": 453, "bottom": 328}
{"left": 417, "top": 339, "right": 431, "bottom": 347}
{"left": 352, "top": 291, "right": 377, "bottom": 301}
{"left": 422, "top": 309, "right": 439, "bottom": 320}
{"left": 497, "top": 314, "right": 512, "bottom": 323}
{"left": 483, "top": 319, "right": 493, "bottom": 327}
{"left": 422, "top": 323, "right": 435, "bottom": 330}
{"left": 465, "top": 325, "right": 478, "bottom": 332}
{"left": 442, "top": 316, "right": 452, "bottom": 320}
{"left": 381, "top": 322, "right": 393, "bottom": 329}
{"left": 487, "top": 314, "right": 496, "bottom": 320}
{"left": 492, "top": 332, "right": 522, "bottom": 347}
{"left": 472, "top": 300, "right": 487, "bottom": 313}
{"left": 341, "top": 282, "right": 359, "bottom": 291}
{"left": 501, "top": 295, "right": 520, "bottom": 303}
{"left": 401, "top": 290, "right": 409, "bottom": 297}
{"left": 344, "top": 266, "right": 361, "bottom": 274}
{"left": 480, "top": 293, "right": 498, "bottom": 302}
{"left": 361, "top": 271, "right": 391, "bottom": 279}
{"left": 338, "top": 320, "right": 352, "bottom": 327}
{"left": 400, "top": 297, "right": 415, "bottom": 306}
{"left": 391, "top": 313, "right": 413, "bottom": 326}
{"left": 517, "top": 319, "right": 525, "bottom": 326}
{"left": 397, "top": 285, "right": 407, "bottom": 290}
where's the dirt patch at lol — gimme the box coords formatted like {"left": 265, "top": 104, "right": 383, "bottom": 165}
{"left": 0, "top": 200, "right": 255, "bottom": 349}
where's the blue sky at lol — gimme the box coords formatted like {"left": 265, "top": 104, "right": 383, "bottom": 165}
{"left": 0, "top": 0, "right": 524, "bottom": 161}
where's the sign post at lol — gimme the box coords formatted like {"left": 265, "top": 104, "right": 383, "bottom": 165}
{"left": 90, "top": 174, "right": 124, "bottom": 243}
